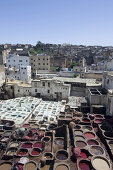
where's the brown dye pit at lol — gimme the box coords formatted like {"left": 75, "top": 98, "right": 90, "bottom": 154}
{"left": 76, "top": 141, "right": 87, "bottom": 148}
{"left": 0, "top": 163, "right": 12, "bottom": 170}
{"left": 90, "top": 146, "right": 104, "bottom": 155}
{"left": 25, "top": 162, "right": 36, "bottom": 170}
{"left": 93, "top": 158, "right": 110, "bottom": 170}
{"left": 41, "top": 165, "right": 50, "bottom": 170}
{"left": 56, "top": 165, "right": 68, "bottom": 170}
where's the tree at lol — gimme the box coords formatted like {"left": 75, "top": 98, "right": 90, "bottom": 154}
{"left": 70, "top": 61, "right": 77, "bottom": 68}
{"left": 73, "top": 73, "right": 78, "bottom": 78}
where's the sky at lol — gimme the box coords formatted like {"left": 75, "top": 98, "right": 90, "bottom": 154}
{"left": 0, "top": 0, "right": 113, "bottom": 46}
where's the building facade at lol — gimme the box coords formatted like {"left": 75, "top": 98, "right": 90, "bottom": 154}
{"left": 30, "top": 54, "right": 50, "bottom": 77}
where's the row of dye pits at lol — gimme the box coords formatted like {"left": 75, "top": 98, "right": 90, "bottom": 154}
{"left": 73, "top": 125, "right": 111, "bottom": 170}
{"left": 99, "top": 122, "right": 113, "bottom": 160}
{"left": 1, "top": 130, "right": 70, "bottom": 170}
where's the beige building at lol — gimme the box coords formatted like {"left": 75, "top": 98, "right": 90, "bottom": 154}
{"left": 30, "top": 54, "right": 50, "bottom": 77}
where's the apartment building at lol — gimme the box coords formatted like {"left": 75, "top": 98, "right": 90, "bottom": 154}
{"left": 30, "top": 54, "right": 50, "bottom": 77}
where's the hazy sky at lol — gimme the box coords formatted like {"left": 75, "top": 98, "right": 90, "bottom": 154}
{"left": 0, "top": 0, "right": 113, "bottom": 46}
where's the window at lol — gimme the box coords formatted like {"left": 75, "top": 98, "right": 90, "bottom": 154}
{"left": 47, "top": 63, "right": 48, "bottom": 65}
{"left": 21, "top": 68, "right": 23, "bottom": 69}
{"left": 38, "top": 58, "right": 40, "bottom": 60}
{"left": 43, "top": 58, "right": 45, "bottom": 60}
{"left": 8, "top": 60, "right": 10, "bottom": 62}
{"left": 26, "top": 60, "right": 27, "bottom": 62}
{"left": 47, "top": 58, "right": 48, "bottom": 60}
{"left": 42, "top": 82, "right": 45, "bottom": 86}
{"left": 39, "top": 63, "right": 40, "bottom": 65}
{"left": 34, "top": 60, "right": 35, "bottom": 62}
{"left": 18, "top": 90, "right": 20, "bottom": 92}
{"left": 19, "top": 60, "right": 22, "bottom": 62}
{"left": 48, "top": 90, "right": 50, "bottom": 93}
{"left": 35, "top": 89, "right": 37, "bottom": 92}
{"left": 23, "top": 72, "right": 25, "bottom": 74}
{"left": 13, "top": 60, "right": 15, "bottom": 62}
{"left": 48, "top": 82, "right": 50, "bottom": 87}
{"left": 43, "top": 63, "right": 45, "bottom": 65}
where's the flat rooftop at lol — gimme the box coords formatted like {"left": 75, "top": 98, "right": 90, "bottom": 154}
{"left": 52, "top": 77, "right": 101, "bottom": 86}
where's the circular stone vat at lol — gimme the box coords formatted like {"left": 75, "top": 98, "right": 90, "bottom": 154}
{"left": 84, "top": 132, "right": 95, "bottom": 139}
{"left": 92, "top": 156, "right": 111, "bottom": 170}
{"left": 33, "top": 142, "right": 42, "bottom": 149}
{"left": 82, "top": 125, "right": 92, "bottom": 132}
{"left": 42, "top": 136, "right": 50, "bottom": 144}
{"left": 54, "top": 138, "right": 64, "bottom": 145}
{"left": 56, "top": 150, "right": 68, "bottom": 161}
{"left": 21, "top": 142, "right": 32, "bottom": 149}
{"left": 30, "top": 148, "right": 41, "bottom": 156}
{"left": 7, "top": 147, "right": 17, "bottom": 156}
{"left": 24, "top": 161, "right": 37, "bottom": 170}
{"left": 104, "top": 131, "right": 113, "bottom": 138}
{"left": 79, "top": 160, "right": 91, "bottom": 170}
{"left": 75, "top": 135, "right": 85, "bottom": 141}
{"left": 76, "top": 140, "right": 87, "bottom": 148}
{"left": 90, "top": 145, "right": 104, "bottom": 155}
{"left": 74, "top": 130, "right": 83, "bottom": 136}
{"left": 55, "top": 164, "right": 69, "bottom": 170}
{"left": 0, "top": 162, "right": 12, "bottom": 170}
{"left": 95, "top": 115, "right": 104, "bottom": 119}
{"left": 94, "top": 119, "right": 103, "bottom": 124}
{"left": 9, "top": 142, "right": 19, "bottom": 148}
{"left": 31, "top": 124, "right": 39, "bottom": 129}
{"left": 23, "top": 124, "right": 30, "bottom": 128}
{"left": 82, "top": 118, "right": 90, "bottom": 123}
{"left": 80, "top": 149, "right": 89, "bottom": 159}
{"left": 31, "top": 128, "right": 37, "bottom": 134}
{"left": 44, "top": 152, "right": 53, "bottom": 159}
{"left": 0, "top": 130, "right": 4, "bottom": 136}
{"left": 87, "top": 139, "right": 99, "bottom": 146}
{"left": 74, "top": 125, "right": 81, "bottom": 130}
{"left": 3, "top": 131, "right": 12, "bottom": 137}
{"left": 17, "top": 148, "right": 28, "bottom": 156}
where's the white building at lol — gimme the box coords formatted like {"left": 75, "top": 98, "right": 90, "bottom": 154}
{"left": 5, "top": 54, "right": 31, "bottom": 82}
{"left": 6, "top": 54, "right": 30, "bottom": 69}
